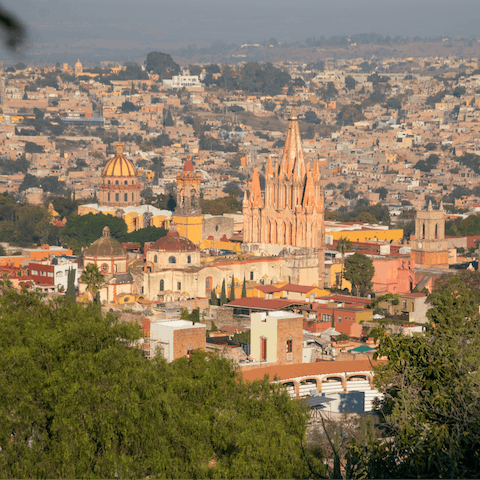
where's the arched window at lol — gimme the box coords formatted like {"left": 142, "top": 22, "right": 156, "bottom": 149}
{"left": 115, "top": 180, "right": 119, "bottom": 185}
{"left": 107, "top": 180, "right": 111, "bottom": 184}
{"left": 124, "top": 180, "right": 128, "bottom": 185}
{"left": 422, "top": 223, "right": 425, "bottom": 239}
{"left": 160, "top": 279, "right": 164, "bottom": 291}
{"left": 154, "top": 255, "right": 158, "bottom": 263}
{"left": 115, "top": 193, "right": 119, "bottom": 202}
{"left": 169, "top": 256, "right": 176, "bottom": 264}
{"left": 124, "top": 193, "right": 128, "bottom": 201}
{"left": 187, "top": 255, "right": 191, "bottom": 264}
{"left": 250, "top": 271, "right": 254, "bottom": 281}
{"left": 435, "top": 223, "right": 438, "bottom": 239}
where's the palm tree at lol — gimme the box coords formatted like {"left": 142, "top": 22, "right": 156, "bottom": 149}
{"left": 80, "top": 264, "right": 104, "bottom": 303}
{"left": 336, "top": 237, "right": 351, "bottom": 289}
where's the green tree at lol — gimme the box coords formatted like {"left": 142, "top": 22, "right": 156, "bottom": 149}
{"left": 345, "top": 75, "right": 356, "bottom": 91}
{"left": 144, "top": 51, "right": 180, "bottom": 78}
{"left": 230, "top": 275, "right": 235, "bottom": 302}
{"left": 163, "top": 109, "right": 174, "bottom": 126}
{"left": 209, "top": 288, "right": 217, "bottom": 306}
{"left": 220, "top": 278, "right": 227, "bottom": 305}
{"left": 201, "top": 196, "right": 242, "bottom": 215}
{"left": 336, "top": 237, "right": 351, "bottom": 287}
{"left": 0, "top": 288, "right": 318, "bottom": 478}
{"left": 80, "top": 264, "right": 104, "bottom": 302}
{"left": 351, "top": 275, "right": 480, "bottom": 478}
{"left": 241, "top": 277, "right": 247, "bottom": 298}
{"left": 344, "top": 253, "right": 374, "bottom": 296}
{"left": 60, "top": 213, "right": 128, "bottom": 254}
{"left": 65, "top": 268, "right": 76, "bottom": 302}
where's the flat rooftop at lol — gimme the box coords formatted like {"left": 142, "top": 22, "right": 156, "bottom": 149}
{"left": 154, "top": 319, "right": 206, "bottom": 329}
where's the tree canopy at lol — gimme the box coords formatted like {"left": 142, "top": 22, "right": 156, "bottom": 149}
{"left": 352, "top": 274, "right": 480, "bottom": 478}
{"left": 0, "top": 288, "right": 320, "bottom": 478}
{"left": 144, "top": 51, "right": 180, "bottom": 78}
{"left": 344, "top": 253, "right": 375, "bottom": 296}
{"left": 61, "top": 213, "right": 168, "bottom": 254}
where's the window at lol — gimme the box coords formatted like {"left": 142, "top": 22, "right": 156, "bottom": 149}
{"left": 57, "top": 271, "right": 63, "bottom": 277}
{"left": 160, "top": 279, "right": 164, "bottom": 291}
{"left": 177, "top": 281, "right": 181, "bottom": 290}
{"left": 132, "top": 193, "right": 134, "bottom": 201}
{"left": 250, "top": 271, "right": 254, "bottom": 281}
{"left": 32, "top": 269, "right": 38, "bottom": 276}
{"left": 115, "top": 193, "right": 119, "bottom": 202}
{"left": 215, "top": 225, "right": 219, "bottom": 232}
{"left": 169, "top": 256, "right": 176, "bottom": 264}
{"left": 115, "top": 180, "right": 119, "bottom": 185}
{"left": 124, "top": 180, "right": 128, "bottom": 185}
{"left": 402, "top": 300, "right": 407, "bottom": 309}
{"left": 107, "top": 180, "right": 110, "bottom": 185}
{"left": 47, "top": 272, "right": 53, "bottom": 277}
{"left": 286, "top": 339, "right": 292, "bottom": 353}
{"left": 337, "top": 316, "right": 342, "bottom": 323}
{"left": 124, "top": 193, "right": 127, "bottom": 201}
{"left": 205, "top": 278, "right": 211, "bottom": 289}
{"left": 187, "top": 255, "right": 191, "bottom": 264}
{"left": 108, "top": 193, "right": 110, "bottom": 202}
{"left": 41, "top": 271, "right": 46, "bottom": 276}
{"left": 154, "top": 255, "right": 158, "bottom": 263}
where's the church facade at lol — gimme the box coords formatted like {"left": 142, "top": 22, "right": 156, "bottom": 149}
{"left": 243, "top": 108, "right": 326, "bottom": 286}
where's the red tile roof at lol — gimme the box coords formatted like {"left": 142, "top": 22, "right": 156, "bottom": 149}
{"left": 225, "top": 297, "right": 302, "bottom": 310}
{"left": 280, "top": 283, "right": 316, "bottom": 294}
{"left": 242, "top": 360, "right": 385, "bottom": 382}
{"left": 255, "top": 285, "right": 281, "bottom": 293}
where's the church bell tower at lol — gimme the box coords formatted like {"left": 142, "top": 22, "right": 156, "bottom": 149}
{"left": 410, "top": 201, "right": 449, "bottom": 269}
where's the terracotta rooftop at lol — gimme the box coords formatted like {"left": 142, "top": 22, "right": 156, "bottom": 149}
{"left": 150, "top": 230, "right": 198, "bottom": 253}
{"left": 242, "top": 360, "right": 385, "bottom": 382}
{"left": 225, "top": 297, "right": 303, "bottom": 310}
{"left": 84, "top": 226, "right": 126, "bottom": 258}
{"left": 280, "top": 283, "right": 317, "bottom": 294}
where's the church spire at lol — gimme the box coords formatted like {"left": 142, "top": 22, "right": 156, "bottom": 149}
{"left": 249, "top": 168, "right": 264, "bottom": 208}
{"left": 266, "top": 156, "right": 273, "bottom": 177}
{"left": 243, "top": 190, "right": 249, "bottom": 207}
{"left": 303, "top": 164, "right": 316, "bottom": 210}
{"left": 280, "top": 107, "right": 305, "bottom": 179}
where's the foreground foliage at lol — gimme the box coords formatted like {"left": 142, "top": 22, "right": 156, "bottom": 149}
{"left": 348, "top": 275, "right": 480, "bottom": 478}
{"left": 0, "top": 288, "right": 320, "bottom": 478}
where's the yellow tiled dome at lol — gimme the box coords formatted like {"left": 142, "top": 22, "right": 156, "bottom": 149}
{"left": 102, "top": 144, "right": 137, "bottom": 177}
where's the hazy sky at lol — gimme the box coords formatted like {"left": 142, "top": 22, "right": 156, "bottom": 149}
{"left": 4, "top": 0, "right": 480, "bottom": 61}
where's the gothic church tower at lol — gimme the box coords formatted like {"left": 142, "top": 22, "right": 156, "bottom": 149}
{"left": 410, "top": 200, "right": 449, "bottom": 269}
{"left": 172, "top": 158, "right": 203, "bottom": 244}
{"left": 243, "top": 108, "right": 325, "bottom": 285}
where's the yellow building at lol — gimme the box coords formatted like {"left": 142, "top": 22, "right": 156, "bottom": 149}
{"left": 173, "top": 159, "right": 241, "bottom": 252}
{"left": 325, "top": 221, "right": 403, "bottom": 243}
{"left": 78, "top": 144, "right": 171, "bottom": 232}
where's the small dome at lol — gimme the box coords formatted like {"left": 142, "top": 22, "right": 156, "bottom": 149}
{"left": 102, "top": 144, "right": 137, "bottom": 177}
{"left": 183, "top": 159, "right": 194, "bottom": 172}
{"left": 75, "top": 59, "right": 82, "bottom": 68}
{"left": 150, "top": 230, "right": 198, "bottom": 253}
{"left": 84, "top": 226, "right": 126, "bottom": 257}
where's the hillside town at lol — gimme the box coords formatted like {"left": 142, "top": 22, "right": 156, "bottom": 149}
{"left": 1, "top": 51, "right": 480, "bottom": 416}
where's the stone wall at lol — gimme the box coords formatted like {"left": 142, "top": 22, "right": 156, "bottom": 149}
{"left": 203, "top": 216, "right": 234, "bottom": 242}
